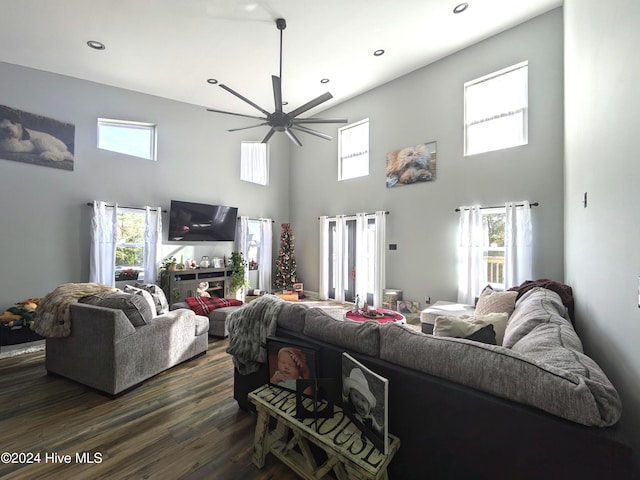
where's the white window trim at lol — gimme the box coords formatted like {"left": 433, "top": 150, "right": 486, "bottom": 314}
{"left": 97, "top": 118, "right": 157, "bottom": 160}
{"left": 338, "top": 118, "right": 370, "bottom": 181}
{"left": 464, "top": 61, "right": 528, "bottom": 156}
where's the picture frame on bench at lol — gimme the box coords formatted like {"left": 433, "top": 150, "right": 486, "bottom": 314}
{"left": 342, "top": 352, "right": 389, "bottom": 454}
{"left": 267, "top": 337, "right": 318, "bottom": 396}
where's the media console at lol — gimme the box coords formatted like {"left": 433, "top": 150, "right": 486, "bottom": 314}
{"left": 165, "top": 266, "right": 233, "bottom": 301}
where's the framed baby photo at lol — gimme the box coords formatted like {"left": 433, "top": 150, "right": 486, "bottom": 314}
{"left": 266, "top": 337, "right": 319, "bottom": 395}
{"left": 342, "top": 352, "right": 389, "bottom": 454}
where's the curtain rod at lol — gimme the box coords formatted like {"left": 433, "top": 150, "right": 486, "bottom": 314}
{"left": 454, "top": 202, "right": 539, "bottom": 212}
{"left": 86, "top": 202, "right": 167, "bottom": 213}
{"left": 318, "top": 211, "right": 390, "bottom": 220}
{"left": 238, "top": 216, "right": 275, "bottom": 223}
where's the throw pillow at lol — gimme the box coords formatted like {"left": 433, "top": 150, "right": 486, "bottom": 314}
{"left": 433, "top": 312, "right": 508, "bottom": 345}
{"left": 474, "top": 286, "right": 518, "bottom": 318}
{"left": 185, "top": 296, "right": 243, "bottom": 316}
{"left": 123, "top": 285, "right": 158, "bottom": 318}
{"left": 135, "top": 282, "right": 169, "bottom": 315}
{"left": 79, "top": 291, "right": 154, "bottom": 327}
{"left": 464, "top": 324, "right": 497, "bottom": 345}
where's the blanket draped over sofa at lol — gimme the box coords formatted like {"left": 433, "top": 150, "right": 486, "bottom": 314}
{"left": 31, "top": 283, "right": 117, "bottom": 338}
{"left": 226, "top": 295, "right": 285, "bottom": 374}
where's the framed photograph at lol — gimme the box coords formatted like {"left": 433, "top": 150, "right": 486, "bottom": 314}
{"left": 267, "top": 337, "right": 318, "bottom": 395}
{"left": 342, "top": 352, "right": 389, "bottom": 454}
{"left": 385, "top": 140, "right": 436, "bottom": 188}
{"left": 0, "top": 104, "right": 75, "bottom": 171}
{"left": 397, "top": 300, "right": 420, "bottom": 315}
{"left": 213, "top": 258, "right": 224, "bottom": 268}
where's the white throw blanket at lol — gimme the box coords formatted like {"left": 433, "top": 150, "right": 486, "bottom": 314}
{"left": 31, "top": 283, "right": 117, "bottom": 338}
{"left": 226, "top": 295, "right": 285, "bottom": 374}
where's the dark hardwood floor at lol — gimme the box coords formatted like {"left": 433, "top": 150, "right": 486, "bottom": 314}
{"left": 0, "top": 338, "right": 299, "bottom": 480}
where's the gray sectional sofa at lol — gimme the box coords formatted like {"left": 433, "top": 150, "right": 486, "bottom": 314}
{"left": 46, "top": 299, "right": 209, "bottom": 395}
{"left": 230, "top": 289, "right": 632, "bottom": 479}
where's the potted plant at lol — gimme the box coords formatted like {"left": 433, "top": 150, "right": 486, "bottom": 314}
{"left": 161, "top": 256, "right": 177, "bottom": 271}
{"left": 230, "top": 251, "right": 250, "bottom": 299}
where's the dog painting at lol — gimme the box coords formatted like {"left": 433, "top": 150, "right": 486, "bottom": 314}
{"left": 0, "top": 105, "right": 74, "bottom": 171}
{"left": 386, "top": 141, "right": 436, "bottom": 188}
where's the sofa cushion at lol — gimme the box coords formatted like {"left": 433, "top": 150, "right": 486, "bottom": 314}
{"left": 433, "top": 312, "right": 508, "bottom": 345}
{"left": 378, "top": 323, "right": 622, "bottom": 426}
{"left": 475, "top": 286, "right": 518, "bottom": 316}
{"left": 276, "top": 302, "right": 309, "bottom": 333}
{"left": 135, "top": 282, "right": 169, "bottom": 315}
{"left": 503, "top": 287, "right": 570, "bottom": 349}
{"left": 303, "top": 308, "right": 379, "bottom": 357}
{"left": 194, "top": 314, "right": 210, "bottom": 336}
{"left": 79, "top": 291, "right": 154, "bottom": 327}
{"left": 124, "top": 285, "right": 158, "bottom": 318}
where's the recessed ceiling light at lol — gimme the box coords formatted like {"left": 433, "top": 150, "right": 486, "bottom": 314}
{"left": 320, "top": 78, "right": 330, "bottom": 84}
{"left": 207, "top": 78, "right": 218, "bottom": 85}
{"left": 87, "top": 40, "right": 105, "bottom": 50}
{"left": 374, "top": 49, "right": 385, "bottom": 56}
{"left": 453, "top": 3, "right": 469, "bottom": 14}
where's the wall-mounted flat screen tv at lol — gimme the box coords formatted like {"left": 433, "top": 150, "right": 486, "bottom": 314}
{"left": 168, "top": 200, "right": 238, "bottom": 242}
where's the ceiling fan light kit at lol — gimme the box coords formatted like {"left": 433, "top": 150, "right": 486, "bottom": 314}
{"left": 207, "top": 18, "right": 347, "bottom": 147}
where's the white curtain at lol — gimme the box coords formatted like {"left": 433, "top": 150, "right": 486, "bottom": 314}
{"left": 373, "top": 210, "right": 387, "bottom": 307}
{"left": 143, "top": 206, "right": 162, "bottom": 284}
{"left": 354, "top": 213, "right": 368, "bottom": 303}
{"left": 236, "top": 216, "right": 250, "bottom": 286}
{"left": 90, "top": 200, "right": 118, "bottom": 286}
{"left": 318, "top": 216, "right": 330, "bottom": 300}
{"left": 333, "top": 216, "right": 347, "bottom": 302}
{"left": 457, "top": 205, "right": 484, "bottom": 304}
{"left": 504, "top": 201, "right": 533, "bottom": 289}
{"left": 258, "top": 218, "right": 273, "bottom": 293}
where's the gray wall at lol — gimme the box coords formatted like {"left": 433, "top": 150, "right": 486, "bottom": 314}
{"left": 289, "top": 9, "right": 565, "bottom": 304}
{"left": 0, "top": 61, "right": 291, "bottom": 309}
{"left": 564, "top": 0, "right": 640, "bottom": 473}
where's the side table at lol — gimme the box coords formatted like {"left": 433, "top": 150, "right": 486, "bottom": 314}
{"left": 420, "top": 301, "right": 475, "bottom": 334}
{"left": 249, "top": 384, "right": 400, "bottom": 480}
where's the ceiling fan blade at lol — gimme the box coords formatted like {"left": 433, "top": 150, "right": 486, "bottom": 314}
{"left": 292, "top": 117, "right": 349, "bottom": 124}
{"left": 272, "top": 76, "right": 283, "bottom": 114}
{"left": 291, "top": 125, "right": 333, "bottom": 141}
{"left": 206, "top": 108, "right": 266, "bottom": 120}
{"left": 219, "top": 84, "right": 271, "bottom": 116}
{"left": 228, "top": 122, "right": 269, "bottom": 132}
{"left": 261, "top": 128, "right": 276, "bottom": 144}
{"left": 288, "top": 92, "right": 334, "bottom": 118}
{"left": 284, "top": 128, "right": 303, "bottom": 147}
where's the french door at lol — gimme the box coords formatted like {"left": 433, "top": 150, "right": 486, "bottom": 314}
{"left": 326, "top": 216, "right": 377, "bottom": 305}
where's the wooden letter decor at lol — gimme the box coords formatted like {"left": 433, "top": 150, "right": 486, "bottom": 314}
{"left": 248, "top": 384, "right": 400, "bottom": 480}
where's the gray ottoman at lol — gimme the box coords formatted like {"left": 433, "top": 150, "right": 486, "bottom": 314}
{"left": 171, "top": 302, "right": 245, "bottom": 338}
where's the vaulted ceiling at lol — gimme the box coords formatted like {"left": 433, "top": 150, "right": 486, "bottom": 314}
{"left": 0, "top": 0, "right": 561, "bottom": 116}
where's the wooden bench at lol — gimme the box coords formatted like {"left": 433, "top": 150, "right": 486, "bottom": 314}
{"left": 249, "top": 384, "right": 400, "bottom": 480}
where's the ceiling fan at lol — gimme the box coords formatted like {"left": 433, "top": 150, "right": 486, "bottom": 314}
{"left": 206, "top": 18, "right": 348, "bottom": 147}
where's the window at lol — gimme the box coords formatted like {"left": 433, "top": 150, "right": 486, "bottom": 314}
{"left": 97, "top": 118, "right": 157, "bottom": 160}
{"left": 338, "top": 119, "right": 369, "bottom": 180}
{"left": 482, "top": 208, "right": 506, "bottom": 289}
{"left": 247, "top": 219, "right": 262, "bottom": 266}
{"left": 115, "top": 209, "right": 145, "bottom": 281}
{"left": 241, "top": 141, "right": 269, "bottom": 185}
{"left": 464, "top": 62, "right": 528, "bottom": 156}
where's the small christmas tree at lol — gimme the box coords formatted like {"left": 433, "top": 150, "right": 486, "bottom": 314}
{"left": 274, "top": 223, "right": 297, "bottom": 291}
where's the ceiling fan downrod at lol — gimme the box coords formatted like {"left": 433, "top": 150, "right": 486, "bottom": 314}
{"left": 205, "top": 17, "right": 348, "bottom": 146}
